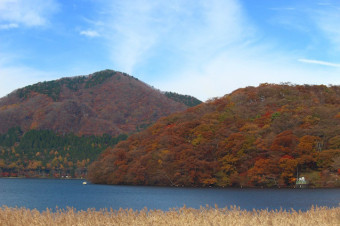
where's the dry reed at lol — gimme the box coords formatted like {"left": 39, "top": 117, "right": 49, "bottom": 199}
{"left": 0, "top": 205, "right": 339, "bottom": 226}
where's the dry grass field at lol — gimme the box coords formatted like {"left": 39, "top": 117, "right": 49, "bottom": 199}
{"left": 0, "top": 205, "right": 339, "bottom": 226}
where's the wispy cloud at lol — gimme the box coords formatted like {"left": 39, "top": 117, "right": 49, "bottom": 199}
{"left": 298, "top": 58, "right": 340, "bottom": 67}
{"left": 99, "top": 0, "right": 252, "bottom": 74}
{"left": 90, "top": 0, "right": 340, "bottom": 100}
{"left": 80, "top": 30, "right": 100, "bottom": 37}
{"left": 101, "top": 0, "right": 162, "bottom": 73}
{"left": 154, "top": 49, "right": 340, "bottom": 101}
{"left": 312, "top": 7, "right": 340, "bottom": 50}
{"left": 0, "top": 23, "right": 18, "bottom": 30}
{"left": 1, "top": 0, "right": 339, "bottom": 100}
{"left": 0, "top": 0, "right": 59, "bottom": 27}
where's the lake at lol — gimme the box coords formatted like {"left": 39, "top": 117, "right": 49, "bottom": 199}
{"left": 0, "top": 178, "right": 339, "bottom": 212}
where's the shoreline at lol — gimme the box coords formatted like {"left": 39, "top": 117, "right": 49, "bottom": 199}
{"left": 0, "top": 177, "right": 86, "bottom": 180}
{"left": 1, "top": 177, "right": 340, "bottom": 188}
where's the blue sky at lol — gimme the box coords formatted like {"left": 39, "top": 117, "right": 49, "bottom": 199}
{"left": 0, "top": 0, "right": 339, "bottom": 101}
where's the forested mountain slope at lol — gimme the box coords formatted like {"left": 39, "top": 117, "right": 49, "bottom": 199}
{"left": 0, "top": 70, "right": 195, "bottom": 136}
{"left": 0, "top": 69, "right": 201, "bottom": 178}
{"left": 0, "top": 127, "right": 127, "bottom": 178}
{"left": 88, "top": 83, "right": 340, "bottom": 187}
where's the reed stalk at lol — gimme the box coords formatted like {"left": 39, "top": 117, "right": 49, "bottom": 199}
{"left": 0, "top": 205, "right": 339, "bottom": 226}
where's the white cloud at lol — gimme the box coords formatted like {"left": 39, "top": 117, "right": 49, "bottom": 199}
{"left": 80, "top": 30, "right": 100, "bottom": 37}
{"left": 93, "top": 0, "right": 340, "bottom": 101}
{"left": 311, "top": 4, "right": 340, "bottom": 50}
{"left": 0, "top": 23, "right": 18, "bottom": 30}
{"left": 102, "top": 0, "right": 162, "bottom": 74}
{"left": 100, "top": 0, "right": 253, "bottom": 75}
{"left": 2, "top": 0, "right": 339, "bottom": 101}
{"left": 298, "top": 59, "right": 340, "bottom": 67}
{"left": 0, "top": 0, "right": 59, "bottom": 27}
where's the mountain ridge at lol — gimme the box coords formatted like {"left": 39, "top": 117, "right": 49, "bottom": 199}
{"left": 88, "top": 83, "right": 340, "bottom": 187}
{"left": 0, "top": 69, "right": 201, "bottom": 136}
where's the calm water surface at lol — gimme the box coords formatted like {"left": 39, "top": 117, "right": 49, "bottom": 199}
{"left": 0, "top": 178, "right": 339, "bottom": 211}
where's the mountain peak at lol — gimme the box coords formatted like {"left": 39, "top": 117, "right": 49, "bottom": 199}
{"left": 0, "top": 70, "right": 199, "bottom": 136}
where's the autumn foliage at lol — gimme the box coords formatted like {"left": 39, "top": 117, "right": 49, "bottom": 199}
{"left": 0, "top": 70, "right": 202, "bottom": 178}
{"left": 0, "top": 128, "right": 127, "bottom": 178}
{"left": 0, "top": 70, "right": 192, "bottom": 136}
{"left": 89, "top": 84, "right": 340, "bottom": 187}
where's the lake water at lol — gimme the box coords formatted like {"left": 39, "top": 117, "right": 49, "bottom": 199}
{"left": 0, "top": 178, "right": 339, "bottom": 212}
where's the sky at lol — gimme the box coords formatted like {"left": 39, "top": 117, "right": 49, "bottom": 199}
{"left": 0, "top": 0, "right": 339, "bottom": 101}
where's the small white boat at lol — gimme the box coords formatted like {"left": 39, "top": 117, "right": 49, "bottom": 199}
{"left": 82, "top": 181, "right": 87, "bottom": 185}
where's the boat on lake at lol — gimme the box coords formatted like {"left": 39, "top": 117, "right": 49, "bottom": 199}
{"left": 295, "top": 177, "right": 308, "bottom": 188}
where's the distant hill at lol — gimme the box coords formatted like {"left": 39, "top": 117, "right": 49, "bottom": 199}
{"left": 164, "top": 92, "right": 202, "bottom": 107}
{"left": 0, "top": 69, "right": 201, "bottom": 178}
{"left": 88, "top": 83, "right": 340, "bottom": 188}
{"left": 0, "top": 70, "right": 199, "bottom": 136}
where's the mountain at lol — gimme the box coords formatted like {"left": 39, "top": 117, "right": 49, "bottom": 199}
{"left": 164, "top": 92, "right": 202, "bottom": 107}
{"left": 88, "top": 83, "right": 340, "bottom": 188}
{"left": 0, "top": 69, "right": 202, "bottom": 178}
{"left": 0, "top": 70, "right": 197, "bottom": 136}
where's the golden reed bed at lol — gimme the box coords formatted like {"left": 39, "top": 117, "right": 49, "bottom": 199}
{"left": 0, "top": 205, "right": 339, "bottom": 226}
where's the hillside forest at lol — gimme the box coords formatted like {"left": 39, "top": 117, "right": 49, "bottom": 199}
{"left": 0, "top": 70, "right": 198, "bottom": 136}
{"left": 88, "top": 84, "right": 340, "bottom": 188}
{"left": 0, "top": 70, "right": 201, "bottom": 178}
{"left": 0, "top": 127, "right": 127, "bottom": 178}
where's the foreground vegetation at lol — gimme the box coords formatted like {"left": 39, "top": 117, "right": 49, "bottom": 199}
{"left": 0, "top": 205, "right": 339, "bottom": 226}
